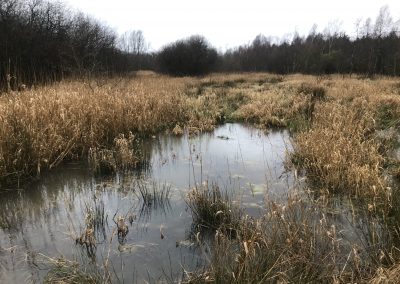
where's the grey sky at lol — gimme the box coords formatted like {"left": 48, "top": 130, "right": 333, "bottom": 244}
{"left": 58, "top": 0, "right": 400, "bottom": 51}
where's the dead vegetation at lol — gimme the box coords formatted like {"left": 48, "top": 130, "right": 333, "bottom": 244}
{"left": 1, "top": 72, "right": 400, "bottom": 283}
{"left": 0, "top": 75, "right": 189, "bottom": 186}
{"left": 186, "top": 183, "right": 241, "bottom": 234}
{"left": 181, "top": 73, "right": 400, "bottom": 283}
{"left": 185, "top": 188, "right": 399, "bottom": 283}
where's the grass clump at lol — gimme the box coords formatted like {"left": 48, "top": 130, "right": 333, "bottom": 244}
{"left": 44, "top": 257, "right": 103, "bottom": 284}
{"left": 375, "top": 103, "right": 400, "bottom": 130}
{"left": 235, "top": 86, "right": 314, "bottom": 129}
{"left": 186, "top": 184, "right": 241, "bottom": 233}
{"left": 185, "top": 89, "right": 249, "bottom": 130}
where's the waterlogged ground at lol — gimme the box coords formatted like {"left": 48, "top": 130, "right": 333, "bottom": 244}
{"left": 0, "top": 123, "right": 293, "bottom": 283}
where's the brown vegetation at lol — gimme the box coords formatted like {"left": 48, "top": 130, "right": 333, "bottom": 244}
{"left": 0, "top": 75, "right": 188, "bottom": 185}
{"left": 1, "top": 72, "right": 400, "bottom": 283}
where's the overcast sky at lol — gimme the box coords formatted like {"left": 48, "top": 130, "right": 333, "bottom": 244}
{"left": 57, "top": 0, "right": 400, "bottom": 51}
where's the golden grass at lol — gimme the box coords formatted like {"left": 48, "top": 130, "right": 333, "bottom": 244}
{"left": 1, "top": 72, "right": 399, "bottom": 195}
{"left": 370, "top": 264, "right": 400, "bottom": 284}
{"left": 293, "top": 101, "right": 386, "bottom": 197}
{"left": 234, "top": 83, "right": 315, "bottom": 128}
{"left": 180, "top": 73, "right": 400, "bottom": 283}
{"left": 290, "top": 75, "right": 400, "bottom": 199}
{"left": 0, "top": 75, "right": 189, "bottom": 184}
{"left": 1, "top": 72, "right": 399, "bottom": 283}
{"left": 186, "top": 189, "right": 396, "bottom": 283}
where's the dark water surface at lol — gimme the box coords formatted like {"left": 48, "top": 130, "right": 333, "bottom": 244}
{"left": 0, "top": 123, "right": 292, "bottom": 283}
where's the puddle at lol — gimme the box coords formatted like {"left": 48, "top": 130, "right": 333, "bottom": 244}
{"left": 0, "top": 123, "right": 292, "bottom": 283}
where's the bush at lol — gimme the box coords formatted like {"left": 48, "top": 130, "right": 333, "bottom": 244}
{"left": 157, "top": 35, "right": 218, "bottom": 76}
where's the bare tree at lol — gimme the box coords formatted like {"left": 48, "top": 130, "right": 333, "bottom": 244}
{"left": 361, "top": 18, "right": 372, "bottom": 38}
{"left": 374, "top": 5, "right": 393, "bottom": 38}
{"left": 119, "top": 30, "right": 148, "bottom": 55}
{"left": 323, "top": 20, "right": 343, "bottom": 54}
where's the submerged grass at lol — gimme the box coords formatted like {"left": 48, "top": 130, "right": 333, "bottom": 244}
{"left": 136, "top": 181, "right": 171, "bottom": 207}
{"left": 44, "top": 257, "right": 102, "bottom": 284}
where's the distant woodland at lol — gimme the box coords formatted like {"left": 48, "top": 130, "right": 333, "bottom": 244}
{"left": 1, "top": 0, "right": 400, "bottom": 89}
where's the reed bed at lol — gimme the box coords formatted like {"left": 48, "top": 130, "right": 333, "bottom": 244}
{"left": 2, "top": 73, "right": 398, "bottom": 191}
{"left": 1, "top": 72, "right": 400, "bottom": 283}
{"left": 292, "top": 101, "right": 387, "bottom": 197}
{"left": 0, "top": 75, "right": 189, "bottom": 186}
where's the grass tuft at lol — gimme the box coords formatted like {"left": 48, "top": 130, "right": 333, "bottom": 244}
{"left": 186, "top": 183, "right": 241, "bottom": 234}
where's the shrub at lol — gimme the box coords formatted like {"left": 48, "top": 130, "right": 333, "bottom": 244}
{"left": 157, "top": 35, "right": 218, "bottom": 76}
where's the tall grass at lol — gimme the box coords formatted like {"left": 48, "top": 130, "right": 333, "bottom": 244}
{"left": 0, "top": 75, "right": 189, "bottom": 186}
{"left": 181, "top": 73, "right": 400, "bottom": 283}
{"left": 292, "top": 101, "right": 387, "bottom": 197}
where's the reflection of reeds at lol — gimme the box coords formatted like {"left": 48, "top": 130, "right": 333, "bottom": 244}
{"left": 136, "top": 181, "right": 172, "bottom": 222}
{"left": 47, "top": 209, "right": 119, "bottom": 283}
{"left": 0, "top": 209, "right": 22, "bottom": 231}
{"left": 42, "top": 227, "right": 118, "bottom": 284}
{"left": 84, "top": 198, "right": 107, "bottom": 237}
{"left": 137, "top": 181, "right": 171, "bottom": 207}
{"left": 75, "top": 197, "right": 108, "bottom": 258}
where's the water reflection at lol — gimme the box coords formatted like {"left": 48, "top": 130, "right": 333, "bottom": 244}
{"left": 0, "top": 123, "right": 292, "bottom": 283}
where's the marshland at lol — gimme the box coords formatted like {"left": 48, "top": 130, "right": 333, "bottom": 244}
{"left": 2, "top": 0, "right": 400, "bottom": 283}
{"left": 0, "top": 73, "right": 399, "bottom": 283}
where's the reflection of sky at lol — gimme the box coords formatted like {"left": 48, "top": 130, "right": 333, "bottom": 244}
{"left": 147, "top": 123, "right": 291, "bottom": 190}
{"left": 0, "top": 123, "right": 291, "bottom": 283}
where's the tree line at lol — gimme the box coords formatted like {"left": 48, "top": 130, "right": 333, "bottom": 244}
{"left": 0, "top": 0, "right": 153, "bottom": 90}
{"left": 158, "top": 6, "right": 400, "bottom": 77}
{"left": 1, "top": 1, "right": 399, "bottom": 90}
{"left": 221, "top": 6, "right": 400, "bottom": 76}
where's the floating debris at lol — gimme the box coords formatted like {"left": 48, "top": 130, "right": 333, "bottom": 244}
{"left": 217, "top": 135, "right": 231, "bottom": 140}
{"left": 175, "top": 240, "right": 196, "bottom": 248}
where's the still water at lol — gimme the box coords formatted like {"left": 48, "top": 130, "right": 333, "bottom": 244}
{"left": 0, "top": 123, "right": 292, "bottom": 283}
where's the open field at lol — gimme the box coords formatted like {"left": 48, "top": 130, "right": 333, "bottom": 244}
{"left": 1, "top": 73, "right": 400, "bottom": 283}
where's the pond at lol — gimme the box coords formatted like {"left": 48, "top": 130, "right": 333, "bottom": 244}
{"left": 0, "top": 123, "right": 293, "bottom": 283}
